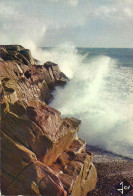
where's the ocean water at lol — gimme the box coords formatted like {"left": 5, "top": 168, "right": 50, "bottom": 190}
{"left": 36, "top": 45, "right": 133, "bottom": 158}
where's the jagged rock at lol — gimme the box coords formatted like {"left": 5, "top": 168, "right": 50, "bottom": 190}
{"left": 1, "top": 100, "right": 97, "bottom": 196}
{"left": 1, "top": 45, "right": 97, "bottom": 196}
{"left": 1, "top": 132, "right": 67, "bottom": 196}
{"left": 44, "top": 61, "right": 69, "bottom": 86}
{"left": 0, "top": 46, "right": 68, "bottom": 103}
{"left": 16, "top": 52, "right": 31, "bottom": 66}
{"left": 0, "top": 45, "right": 34, "bottom": 65}
{"left": 67, "top": 137, "right": 86, "bottom": 154}
{"left": 10, "top": 100, "right": 27, "bottom": 116}
{"left": 1, "top": 100, "right": 81, "bottom": 166}
{"left": 20, "top": 49, "right": 35, "bottom": 65}
{"left": 1, "top": 78, "right": 18, "bottom": 103}
{"left": 0, "top": 45, "right": 24, "bottom": 51}
{"left": 51, "top": 138, "right": 97, "bottom": 196}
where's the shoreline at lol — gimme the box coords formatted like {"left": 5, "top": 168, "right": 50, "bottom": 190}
{"left": 86, "top": 145, "right": 133, "bottom": 195}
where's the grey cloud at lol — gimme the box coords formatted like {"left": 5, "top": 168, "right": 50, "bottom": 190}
{"left": 47, "top": 0, "right": 78, "bottom": 6}
{"left": 0, "top": 0, "right": 133, "bottom": 47}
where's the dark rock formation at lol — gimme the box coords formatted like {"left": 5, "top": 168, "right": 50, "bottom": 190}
{"left": 0, "top": 45, "right": 97, "bottom": 195}
{"left": 44, "top": 61, "right": 68, "bottom": 86}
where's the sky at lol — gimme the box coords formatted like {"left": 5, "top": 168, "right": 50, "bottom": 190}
{"left": 0, "top": 0, "right": 133, "bottom": 48}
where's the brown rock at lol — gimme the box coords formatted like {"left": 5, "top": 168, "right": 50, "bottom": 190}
{"left": 1, "top": 132, "right": 67, "bottom": 196}
{"left": 1, "top": 101, "right": 81, "bottom": 166}
{"left": 68, "top": 137, "right": 86, "bottom": 154}
{"left": 26, "top": 105, "right": 81, "bottom": 165}
{"left": 1, "top": 100, "right": 97, "bottom": 196}
{"left": 1, "top": 105, "right": 53, "bottom": 160}
{"left": 1, "top": 47, "right": 68, "bottom": 104}
{"left": 51, "top": 138, "right": 97, "bottom": 196}
{"left": 20, "top": 49, "right": 35, "bottom": 65}
{"left": 1, "top": 45, "right": 97, "bottom": 196}
{"left": 10, "top": 100, "right": 27, "bottom": 116}
{"left": 0, "top": 45, "right": 24, "bottom": 52}
{"left": 6, "top": 161, "right": 67, "bottom": 196}
{"left": 44, "top": 61, "right": 69, "bottom": 86}
{"left": 16, "top": 52, "right": 30, "bottom": 66}
{"left": 0, "top": 45, "right": 34, "bottom": 66}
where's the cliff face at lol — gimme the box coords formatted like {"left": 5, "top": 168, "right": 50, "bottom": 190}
{"left": 0, "top": 45, "right": 97, "bottom": 196}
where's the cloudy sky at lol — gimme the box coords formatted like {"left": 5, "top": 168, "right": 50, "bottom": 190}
{"left": 0, "top": 0, "right": 133, "bottom": 47}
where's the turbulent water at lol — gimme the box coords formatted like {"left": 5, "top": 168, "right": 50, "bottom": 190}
{"left": 38, "top": 45, "right": 133, "bottom": 159}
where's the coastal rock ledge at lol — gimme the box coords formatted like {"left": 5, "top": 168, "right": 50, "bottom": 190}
{"left": 0, "top": 45, "right": 97, "bottom": 196}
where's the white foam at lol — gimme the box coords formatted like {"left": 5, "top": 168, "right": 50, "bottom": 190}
{"left": 45, "top": 44, "right": 133, "bottom": 159}
{"left": 22, "top": 42, "right": 133, "bottom": 158}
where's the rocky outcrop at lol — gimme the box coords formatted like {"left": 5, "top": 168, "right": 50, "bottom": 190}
{"left": 1, "top": 131, "right": 67, "bottom": 196}
{"left": 0, "top": 45, "right": 97, "bottom": 195}
{"left": 0, "top": 45, "right": 68, "bottom": 104}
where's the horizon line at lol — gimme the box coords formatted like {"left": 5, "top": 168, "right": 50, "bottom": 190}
{"left": 40, "top": 46, "right": 133, "bottom": 49}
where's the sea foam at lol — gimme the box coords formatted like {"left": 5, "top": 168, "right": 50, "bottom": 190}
{"left": 34, "top": 44, "right": 133, "bottom": 159}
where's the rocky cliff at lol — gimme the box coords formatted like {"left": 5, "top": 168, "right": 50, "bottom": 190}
{"left": 0, "top": 45, "right": 97, "bottom": 196}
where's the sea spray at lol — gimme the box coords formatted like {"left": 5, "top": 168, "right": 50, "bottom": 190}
{"left": 31, "top": 44, "right": 133, "bottom": 159}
